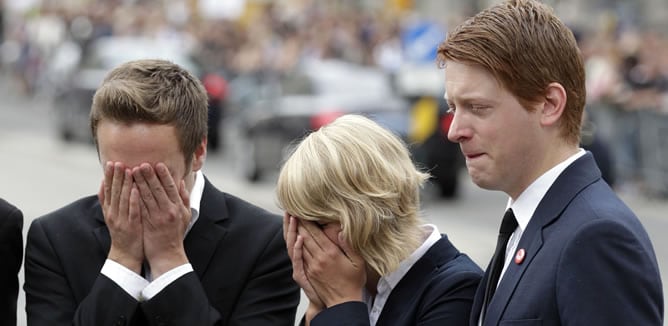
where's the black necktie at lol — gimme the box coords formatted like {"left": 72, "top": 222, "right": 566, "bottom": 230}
{"left": 482, "top": 208, "right": 518, "bottom": 321}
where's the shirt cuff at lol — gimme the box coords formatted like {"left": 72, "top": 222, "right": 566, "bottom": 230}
{"left": 101, "top": 259, "right": 149, "bottom": 301}
{"left": 141, "top": 264, "right": 194, "bottom": 300}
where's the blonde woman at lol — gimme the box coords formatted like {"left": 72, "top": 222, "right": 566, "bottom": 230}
{"left": 278, "top": 114, "right": 482, "bottom": 325}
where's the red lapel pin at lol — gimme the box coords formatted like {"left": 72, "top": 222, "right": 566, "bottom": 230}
{"left": 515, "top": 248, "right": 526, "bottom": 264}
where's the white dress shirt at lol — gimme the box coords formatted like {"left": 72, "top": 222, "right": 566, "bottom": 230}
{"left": 100, "top": 170, "right": 205, "bottom": 301}
{"left": 363, "top": 224, "right": 441, "bottom": 325}
{"left": 499, "top": 149, "right": 586, "bottom": 283}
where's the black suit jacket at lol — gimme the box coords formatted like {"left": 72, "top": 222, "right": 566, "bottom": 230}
{"left": 310, "top": 235, "right": 483, "bottom": 326}
{"left": 470, "top": 153, "right": 663, "bottom": 325}
{"left": 0, "top": 198, "right": 23, "bottom": 326}
{"left": 24, "top": 178, "right": 300, "bottom": 326}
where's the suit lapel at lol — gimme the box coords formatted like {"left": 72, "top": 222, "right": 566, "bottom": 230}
{"left": 91, "top": 202, "right": 112, "bottom": 258}
{"left": 376, "top": 236, "right": 459, "bottom": 325}
{"left": 184, "top": 178, "right": 229, "bottom": 279}
{"left": 483, "top": 153, "right": 602, "bottom": 325}
{"left": 483, "top": 228, "right": 544, "bottom": 325}
{"left": 470, "top": 258, "right": 492, "bottom": 326}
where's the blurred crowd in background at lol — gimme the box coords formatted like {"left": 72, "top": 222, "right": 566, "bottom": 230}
{"left": 1, "top": 0, "right": 668, "bottom": 198}
{"left": 1, "top": 0, "right": 420, "bottom": 91}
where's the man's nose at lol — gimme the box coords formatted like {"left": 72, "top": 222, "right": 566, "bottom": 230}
{"left": 447, "top": 111, "right": 467, "bottom": 143}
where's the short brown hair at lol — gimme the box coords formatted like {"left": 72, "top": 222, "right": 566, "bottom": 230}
{"left": 437, "top": 0, "right": 586, "bottom": 144}
{"left": 90, "top": 59, "right": 208, "bottom": 160}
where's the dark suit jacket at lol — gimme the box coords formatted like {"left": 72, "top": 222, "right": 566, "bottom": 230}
{"left": 0, "top": 198, "right": 23, "bottom": 326}
{"left": 24, "top": 178, "right": 300, "bottom": 326}
{"left": 470, "top": 153, "right": 663, "bottom": 326}
{"left": 310, "top": 235, "right": 483, "bottom": 326}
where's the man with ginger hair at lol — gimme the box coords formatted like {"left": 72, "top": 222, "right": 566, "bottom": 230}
{"left": 438, "top": 0, "right": 662, "bottom": 325}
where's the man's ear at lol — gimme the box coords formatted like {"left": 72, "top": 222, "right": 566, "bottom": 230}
{"left": 191, "top": 138, "right": 207, "bottom": 172}
{"left": 540, "top": 82, "right": 567, "bottom": 127}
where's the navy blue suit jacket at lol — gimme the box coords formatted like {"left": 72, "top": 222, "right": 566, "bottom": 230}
{"left": 470, "top": 153, "right": 663, "bottom": 325}
{"left": 25, "top": 178, "right": 300, "bottom": 326}
{"left": 310, "top": 235, "right": 483, "bottom": 326}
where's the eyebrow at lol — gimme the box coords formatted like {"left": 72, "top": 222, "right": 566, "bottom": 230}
{"left": 448, "top": 93, "right": 495, "bottom": 106}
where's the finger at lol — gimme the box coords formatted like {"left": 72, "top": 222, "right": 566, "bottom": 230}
{"left": 140, "top": 163, "right": 170, "bottom": 208}
{"left": 300, "top": 237, "right": 319, "bottom": 281}
{"left": 129, "top": 185, "right": 141, "bottom": 223}
{"left": 135, "top": 183, "right": 150, "bottom": 221}
{"left": 140, "top": 196, "right": 149, "bottom": 219}
{"left": 103, "top": 161, "right": 113, "bottom": 207}
{"left": 179, "top": 179, "right": 190, "bottom": 208}
{"left": 298, "top": 221, "right": 326, "bottom": 251}
{"left": 110, "top": 162, "right": 126, "bottom": 213}
{"left": 155, "top": 162, "right": 181, "bottom": 203}
{"left": 285, "top": 216, "right": 298, "bottom": 259}
{"left": 179, "top": 180, "right": 192, "bottom": 229}
{"left": 293, "top": 234, "right": 304, "bottom": 265}
{"left": 132, "top": 164, "right": 158, "bottom": 213}
{"left": 294, "top": 235, "right": 309, "bottom": 268}
{"left": 302, "top": 220, "right": 331, "bottom": 247}
{"left": 300, "top": 234, "right": 316, "bottom": 265}
{"left": 338, "top": 232, "right": 364, "bottom": 268}
{"left": 98, "top": 180, "right": 105, "bottom": 206}
{"left": 282, "top": 212, "right": 289, "bottom": 241}
{"left": 139, "top": 192, "right": 151, "bottom": 228}
{"left": 293, "top": 236, "right": 312, "bottom": 289}
{"left": 118, "top": 169, "right": 133, "bottom": 218}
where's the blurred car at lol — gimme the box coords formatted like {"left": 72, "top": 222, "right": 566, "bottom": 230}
{"left": 49, "top": 36, "right": 224, "bottom": 146}
{"left": 226, "top": 59, "right": 411, "bottom": 183}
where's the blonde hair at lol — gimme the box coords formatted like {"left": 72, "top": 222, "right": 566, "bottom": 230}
{"left": 276, "top": 114, "right": 430, "bottom": 276}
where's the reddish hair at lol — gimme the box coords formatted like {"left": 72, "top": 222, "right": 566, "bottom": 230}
{"left": 437, "top": 0, "right": 586, "bottom": 144}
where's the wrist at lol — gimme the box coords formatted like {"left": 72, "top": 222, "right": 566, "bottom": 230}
{"left": 324, "top": 292, "right": 363, "bottom": 308}
{"left": 147, "top": 250, "right": 189, "bottom": 279}
{"left": 305, "top": 303, "right": 323, "bottom": 324}
{"left": 108, "top": 247, "right": 142, "bottom": 274}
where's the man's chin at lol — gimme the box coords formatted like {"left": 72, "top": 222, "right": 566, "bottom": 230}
{"left": 469, "top": 173, "right": 496, "bottom": 191}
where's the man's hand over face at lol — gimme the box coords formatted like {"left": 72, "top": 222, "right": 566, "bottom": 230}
{"left": 99, "top": 161, "right": 143, "bottom": 274}
{"left": 297, "top": 220, "right": 366, "bottom": 308}
{"left": 283, "top": 214, "right": 325, "bottom": 311}
{"left": 132, "top": 162, "right": 191, "bottom": 279}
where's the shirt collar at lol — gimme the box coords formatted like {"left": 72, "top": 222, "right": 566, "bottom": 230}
{"left": 507, "top": 149, "right": 586, "bottom": 231}
{"left": 186, "top": 170, "right": 205, "bottom": 235}
{"left": 379, "top": 224, "right": 441, "bottom": 291}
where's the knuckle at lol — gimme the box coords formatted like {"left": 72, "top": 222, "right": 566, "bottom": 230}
{"left": 311, "top": 260, "right": 325, "bottom": 274}
{"left": 325, "top": 247, "right": 338, "bottom": 259}
{"left": 167, "top": 207, "right": 179, "bottom": 219}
